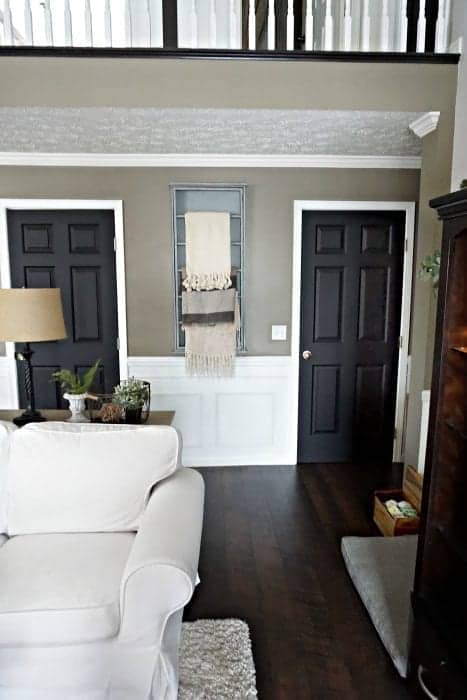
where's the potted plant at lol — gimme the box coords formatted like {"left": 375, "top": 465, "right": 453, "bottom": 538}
{"left": 52, "top": 359, "right": 101, "bottom": 422}
{"left": 420, "top": 250, "right": 441, "bottom": 289}
{"left": 113, "top": 378, "right": 150, "bottom": 424}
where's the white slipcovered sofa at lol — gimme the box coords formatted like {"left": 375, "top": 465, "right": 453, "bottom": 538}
{"left": 0, "top": 421, "right": 204, "bottom": 700}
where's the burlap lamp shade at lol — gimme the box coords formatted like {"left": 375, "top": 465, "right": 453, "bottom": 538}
{"left": 0, "top": 288, "right": 67, "bottom": 426}
{"left": 0, "top": 288, "right": 66, "bottom": 342}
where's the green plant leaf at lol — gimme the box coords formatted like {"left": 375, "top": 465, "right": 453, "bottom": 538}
{"left": 51, "top": 358, "right": 101, "bottom": 394}
{"left": 81, "top": 358, "right": 101, "bottom": 393}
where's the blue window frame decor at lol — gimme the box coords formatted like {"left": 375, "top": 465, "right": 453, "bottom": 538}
{"left": 171, "top": 183, "right": 246, "bottom": 351}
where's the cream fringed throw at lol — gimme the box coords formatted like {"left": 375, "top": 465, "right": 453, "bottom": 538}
{"left": 185, "top": 296, "right": 240, "bottom": 377}
{"left": 183, "top": 212, "right": 232, "bottom": 291}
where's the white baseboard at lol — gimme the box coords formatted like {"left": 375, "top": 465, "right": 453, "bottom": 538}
{"left": 128, "top": 355, "right": 296, "bottom": 467}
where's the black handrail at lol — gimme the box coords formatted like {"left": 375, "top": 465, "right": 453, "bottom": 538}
{"left": 0, "top": 46, "right": 458, "bottom": 63}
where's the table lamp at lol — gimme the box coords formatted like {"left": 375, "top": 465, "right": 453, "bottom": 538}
{"left": 0, "top": 289, "right": 67, "bottom": 426}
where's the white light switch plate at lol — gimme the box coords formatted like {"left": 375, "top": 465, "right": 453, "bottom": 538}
{"left": 271, "top": 325, "right": 287, "bottom": 341}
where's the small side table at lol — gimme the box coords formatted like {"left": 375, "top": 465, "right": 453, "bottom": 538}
{"left": 0, "top": 409, "right": 175, "bottom": 426}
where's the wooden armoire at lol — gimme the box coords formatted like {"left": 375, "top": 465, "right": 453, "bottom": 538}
{"left": 409, "top": 189, "right": 467, "bottom": 698}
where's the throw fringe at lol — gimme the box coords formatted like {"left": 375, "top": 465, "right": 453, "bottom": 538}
{"left": 186, "top": 352, "right": 235, "bottom": 378}
{"left": 183, "top": 272, "right": 232, "bottom": 292}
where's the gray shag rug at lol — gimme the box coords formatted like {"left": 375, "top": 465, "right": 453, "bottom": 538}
{"left": 341, "top": 535, "right": 418, "bottom": 678}
{"left": 179, "top": 619, "right": 257, "bottom": 699}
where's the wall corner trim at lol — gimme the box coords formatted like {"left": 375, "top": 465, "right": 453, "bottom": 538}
{"left": 409, "top": 112, "right": 441, "bottom": 139}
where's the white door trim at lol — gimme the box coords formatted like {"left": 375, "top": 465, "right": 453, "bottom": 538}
{"left": 291, "top": 200, "right": 415, "bottom": 463}
{"left": 0, "top": 198, "right": 128, "bottom": 408}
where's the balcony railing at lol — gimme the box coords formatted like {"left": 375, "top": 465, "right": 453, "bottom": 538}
{"left": 0, "top": 1, "right": 454, "bottom": 56}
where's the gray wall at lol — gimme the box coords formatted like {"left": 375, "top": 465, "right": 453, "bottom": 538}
{"left": 0, "top": 55, "right": 458, "bottom": 465}
{"left": 0, "top": 166, "right": 419, "bottom": 356}
{"left": 0, "top": 56, "right": 457, "bottom": 113}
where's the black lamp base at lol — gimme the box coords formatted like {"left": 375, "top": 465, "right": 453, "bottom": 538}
{"left": 13, "top": 410, "right": 47, "bottom": 428}
{"left": 14, "top": 343, "right": 47, "bottom": 427}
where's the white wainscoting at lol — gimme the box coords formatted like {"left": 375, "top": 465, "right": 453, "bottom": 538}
{"left": 128, "top": 355, "right": 296, "bottom": 467}
{"left": 0, "top": 356, "right": 19, "bottom": 409}
{"left": 0, "top": 355, "right": 296, "bottom": 466}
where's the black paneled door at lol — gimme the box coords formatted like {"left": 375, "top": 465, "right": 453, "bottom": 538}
{"left": 7, "top": 210, "right": 119, "bottom": 409}
{"left": 298, "top": 211, "right": 405, "bottom": 463}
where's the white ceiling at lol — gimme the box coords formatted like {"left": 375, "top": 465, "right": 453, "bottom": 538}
{"left": 0, "top": 108, "right": 423, "bottom": 157}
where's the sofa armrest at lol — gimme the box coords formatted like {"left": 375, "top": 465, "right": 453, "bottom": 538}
{"left": 118, "top": 467, "right": 204, "bottom": 643}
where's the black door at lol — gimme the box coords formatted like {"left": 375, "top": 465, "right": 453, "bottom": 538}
{"left": 7, "top": 210, "right": 120, "bottom": 409}
{"left": 298, "top": 211, "right": 405, "bottom": 463}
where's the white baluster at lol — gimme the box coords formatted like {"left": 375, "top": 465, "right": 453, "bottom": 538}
{"left": 305, "top": 0, "right": 314, "bottom": 51}
{"left": 248, "top": 0, "right": 256, "bottom": 50}
{"left": 63, "top": 0, "right": 73, "bottom": 46}
{"left": 286, "top": 0, "right": 294, "bottom": 50}
{"left": 380, "top": 0, "right": 390, "bottom": 51}
{"left": 43, "top": 0, "right": 53, "bottom": 46}
{"left": 398, "top": 0, "right": 408, "bottom": 52}
{"left": 267, "top": 0, "right": 275, "bottom": 50}
{"left": 2, "top": 0, "right": 13, "bottom": 44}
{"left": 84, "top": 0, "right": 93, "bottom": 45}
{"left": 124, "top": 0, "right": 132, "bottom": 47}
{"left": 144, "top": 0, "right": 152, "bottom": 46}
{"left": 443, "top": 0, "right": 451, "bottom": 52}
{"left": 104, "top": 0, "right": 112, "bottom": 47}
{"left": 323, "top": 0, "right": 333, "bottom": 51}
{"left": 416, "top": 0, "right": 426, "bottom": 52}
{"left": 343, "top": 0, "right": 352, "bottom": 52}
{"left": 360, "top": 0, "right": 370, "bottom": 52}
{"left": 24, "top": 0, "right": 34, "bottom": 45}
{"left": 229, "top": 0, "right": 239, "bottom": 48}
{"left": 435, "top": 0, "right": 445, "bottom": 52}
{"left": 149, "top": 0, "right": 161, "bottom": 47}
{"left": 209, "top": 0, "right": 217, "bottom": 48}
{"left": 189, "top": 0, "right": 198, "bottom": 48}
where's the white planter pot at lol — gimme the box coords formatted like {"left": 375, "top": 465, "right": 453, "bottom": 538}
{"left": 63, "top": 393, "right": 89, "bottom": 423}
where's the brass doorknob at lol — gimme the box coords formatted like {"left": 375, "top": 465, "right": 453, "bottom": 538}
{"left": 302, "top": 350, "right": 312, "bottom": 360}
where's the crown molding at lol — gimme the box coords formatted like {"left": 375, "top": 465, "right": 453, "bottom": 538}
{"left": 0, "top": 152, "right": 422, "bottom": 169}
{"left": 409, "top": 111, "right": 440, "bottom": 138}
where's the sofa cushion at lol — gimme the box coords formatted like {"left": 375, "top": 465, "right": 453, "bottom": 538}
{"left": 7, "top": 423, "right": 180, "bottom": 535}
{"left": 0, "top": 532, "right": 134, "bottom": 646}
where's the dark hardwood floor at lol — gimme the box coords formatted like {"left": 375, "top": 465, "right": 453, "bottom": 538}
{"left": 184, "top": 462, "right": 412, "bottom": 700}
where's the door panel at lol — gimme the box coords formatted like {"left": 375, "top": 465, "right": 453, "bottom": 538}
{"left": 7, "top": 210, "right": 119, "bottom": 409}
{"left": 298, "top": 211, "right": 404, "bottom": 463}
{"left": 314, "top": 267, "right": 344, "bottom": 341}
{"left": 311, "top": 365, "right": 340, "bottom": 434}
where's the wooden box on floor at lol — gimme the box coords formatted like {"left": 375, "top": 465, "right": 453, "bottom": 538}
{"left": 402, "top": 463, "right": 423, "bottom": 512}
{"left": 373, "top": 466, "right": 422, "bottom": 537}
